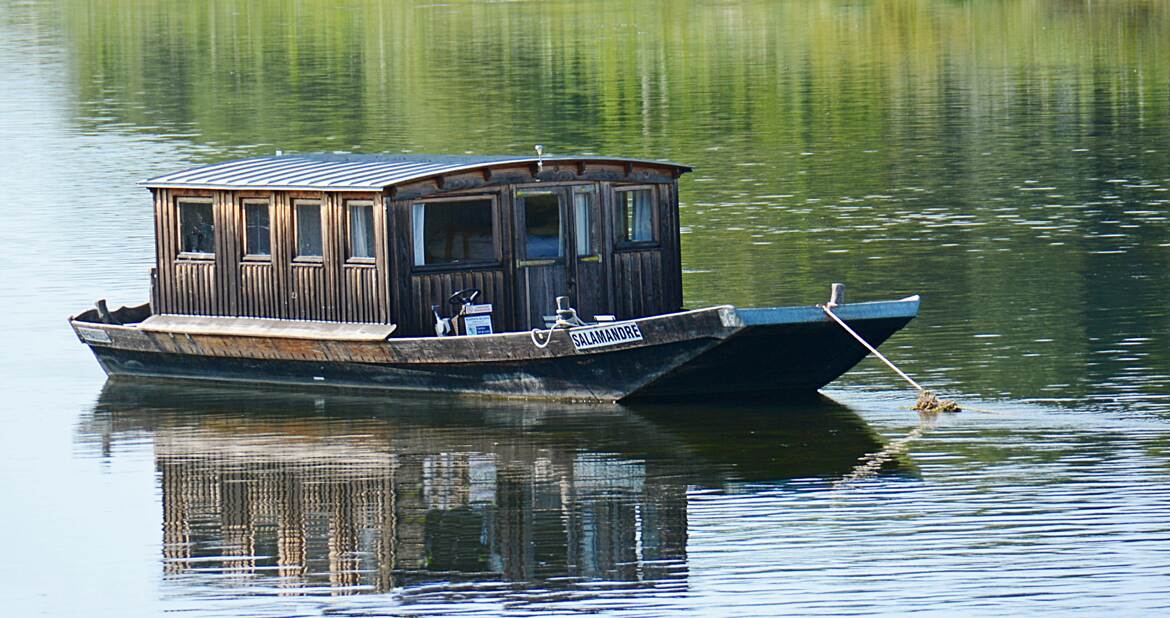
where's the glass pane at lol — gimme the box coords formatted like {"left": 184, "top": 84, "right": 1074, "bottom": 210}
{"left": 573, "top": 190, "right": 594, "bottom": 256}
{"left": 296, "top": 202, "right": 322, "bottom": 257}
{"left": 244, "top": 202, "right": 270, "bottom": 256}
{"left": 523, "top": 192, "right": 563, "bottom": 259}
{"left": 349, "top": 203, "right": 375, "bottom": 258}
{"left": 179, "top": 200, "right": 214, "bottom": 254}
{"left": 414, "top": 199, "right": 495, "bottom": 265}
{"left": 619, "top": 189, "right": 654, "bottom": 243}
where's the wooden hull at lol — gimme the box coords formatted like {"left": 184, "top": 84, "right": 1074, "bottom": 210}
{"left": 71, "top": 299, "right": 919, "bottom": 402}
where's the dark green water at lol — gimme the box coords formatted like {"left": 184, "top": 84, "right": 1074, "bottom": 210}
{"left": 1, "top": 0, "right": 1169, "bottom": 615}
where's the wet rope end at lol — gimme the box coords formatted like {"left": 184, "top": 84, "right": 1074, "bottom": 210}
{"left": 914, "top": 390, "right": 961, "bottom": 414}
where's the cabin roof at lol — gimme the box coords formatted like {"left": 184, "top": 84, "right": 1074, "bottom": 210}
{"left": 142, "top": 153, "right": 692, "bottom": 191}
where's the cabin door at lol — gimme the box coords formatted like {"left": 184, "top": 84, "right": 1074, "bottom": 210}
{"left": 514, "top": 186, "right": 606, "bottom": 329}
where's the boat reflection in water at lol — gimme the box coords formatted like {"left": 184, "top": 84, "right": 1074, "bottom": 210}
{"left": 77, "top": 382, "right": 906, "bottom": 597}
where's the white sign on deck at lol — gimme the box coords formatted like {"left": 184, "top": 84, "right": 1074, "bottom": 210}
{"left": 463, "top": 314, "right": 494, "bottom": 336}
{"left": 569, "top": 321, "right": 643, "bottom": 351}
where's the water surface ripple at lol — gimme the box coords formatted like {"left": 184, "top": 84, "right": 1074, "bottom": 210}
{"left": 72, "top": 385, "right": 1170, "bottom": 616}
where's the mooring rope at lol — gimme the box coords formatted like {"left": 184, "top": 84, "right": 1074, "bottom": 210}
{"left": 821, "top": 304, "right": 960, "bottom": 413}
{"left": 530, "top": 327, "right": 555, "bottom": 349}
{"left": 822, "top": 305, "right": 923, "bottom": 391}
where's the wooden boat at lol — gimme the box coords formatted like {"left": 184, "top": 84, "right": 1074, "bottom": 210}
{"left": 70, "top": 153, "right": 918, "bottom": 401}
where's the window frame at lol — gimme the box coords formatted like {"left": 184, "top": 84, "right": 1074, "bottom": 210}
{"left": 176, "top": 197, "right": 216, "bottom": 260}
{"left": 571, "top": 184, "right": 600, "bottom": 258}
{"left": 613, "top": 185, "right": 660, "bottom": 249}
{"left": 293, "top": 198, "right": 324, "bottom": 263}
{"left": 241, "top": 198, "right": 272, "bottom": 262}
{"left": 345, "top": 199, "right": 377, "bottom": 265}
{"left": 409, "top": 194, "right": 501, "bottom": 272}
{"left": 516, "top": 188, "right": 566, "bottom": 263}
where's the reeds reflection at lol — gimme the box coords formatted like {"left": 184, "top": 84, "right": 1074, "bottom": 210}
{"left": 77, "top": 382, "right": 901, "bottom": 596}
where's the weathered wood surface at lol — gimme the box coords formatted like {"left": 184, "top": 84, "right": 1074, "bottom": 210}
{"left": 607, "top": 183, "right": 681, "bottom": 320}
{"left": 239, "top": 262, "right": 277, "bottom": 317}
{"left": 150, "top": 173, "right": 686, "bottom": 345}
{"left": 572, "top": 188, "right": 610, "bottom": 321}
{"left": 516, "top": 263, "right": 568, "bottom": 329}
{"left": 151, "top": 166, "right": 683, "bottom": 332}
{"left": 77, "top": 306, "right": 735, "bottom": 365}
{"left": 72, "top": 299, "right": 919, "bottom": 401}
{"left": 388, "top": 162, "right": 682, "bottom": 202}
{"left": 407, "top": 269, "right": 510, "bottom": 336}
{"left": 154, "top": 189, "right": 390, "bottom": 324}
{"left": 73, "top": 302, "right": 151, "bottom": 325}
{"left": 76, "top": 305, "right": 735, "bottom": 401}
{"left": 612, "top": 250, "right": 664, "bottom": 319}
{"left": 139, "top": 315, "right": 397, "bottom": 341}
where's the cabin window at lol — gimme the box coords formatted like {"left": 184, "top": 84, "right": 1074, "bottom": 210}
{"left": 243, "top": 200, "right": 271, "bottom": 257}
{"left": 412, "top": 198, "right": 496, "bottom": 266}
{"left": 295, "top": 200, "right": 323, "bottom": 258}
{"left": 178, "top": 198, "right": 215, "bottom": 255}
{"left": 573, "top": 187, "right": 596, "bottom": 256}
{"left": 348, "top": 201, "right": 376, "bottom": 260}
{"left": 521, "top": 191, "right": 563, "bottom": 259}
{"left": 616, "top": 188, "right": 656, "bottom": 245}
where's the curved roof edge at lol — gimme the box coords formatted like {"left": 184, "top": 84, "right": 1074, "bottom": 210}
{"left": 141, "top": 153, "right": 692, "bottom": 191}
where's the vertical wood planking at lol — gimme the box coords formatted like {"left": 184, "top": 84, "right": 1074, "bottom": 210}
{"left": 612, "top": 249, "right": 667, "bottom": 319}
{"left": 271, "top": 192, "right": 289, "bottom": 319}
{"left": 662, "top": 182, "right": 683, "bottom": 311}
{"left": 214, "top": 190, "right": 241, "bottom": 316}
{"left": 150, "top": 175, "right": 685, "bottom": 327}
{"left": 497, "top": 189, "right": 516, "bottom": 331}
{"left": 374, "top": 192, "right": 390, "bottom": 323}
{"left": 605, "top": 182, "right": 678, "bottom": 319}
{"left": 599, "top": 182, "right": 616, "bottom": 317}
{"left": 240, "top": 263, "right": 274, "bottom": 317}
{"left": 342, "top": 266, "right": 378, "bottom": 323}
{"left": 516, "top": 265, "right": 568, "bottom": 329}
{"left": 404, "top": 270, "right": 507, "bottom": 336}
{"left": 154, "top": 189, "right": 172, "bottom": 313}
{"left": 323, "top": 192, "right": 341, "bottom": 321}
{"left": 388, "top": 198, "right": 412, "bottom": 330}
{"left": 290, "top": 264, "right": 325, "bottom": 321}
{"left": 334, "top": 193, "right": 389, "bottom": 324}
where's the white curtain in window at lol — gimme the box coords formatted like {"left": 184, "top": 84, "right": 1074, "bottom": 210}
{"left": 296, "top": 202, "right": 323, "bottom": 257}
{"left": 412, "top": 203, "right": 426, "bottom": 265}
{"left": 574, "top": 192, "right": 592, "bottom": 256}
{"left": 633, "top": 190, "right": 654, "bottom": 241}
{"left": 350, "top": 204, "right": 373, "bottom": 258}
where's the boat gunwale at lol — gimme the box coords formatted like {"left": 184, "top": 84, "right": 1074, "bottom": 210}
{"left": 69, "top": 305, "right": 734, "bottom": 365}
{"left": 69, "top": 297, "right": 919, "bottom": 365}
{"left": 71, "top": 297, "right": 918, "bottom": 341}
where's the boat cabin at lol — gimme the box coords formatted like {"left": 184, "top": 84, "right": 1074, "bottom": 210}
{"left": 143, "top": 153, "right": 691, "bottom": 336}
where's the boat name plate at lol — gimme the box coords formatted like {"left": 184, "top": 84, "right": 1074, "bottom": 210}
{"left": 76, "top": 326, "right": 112, "bottom": 344}
{"left": 569, "top": 321, "right": 643, "bottom": 351}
